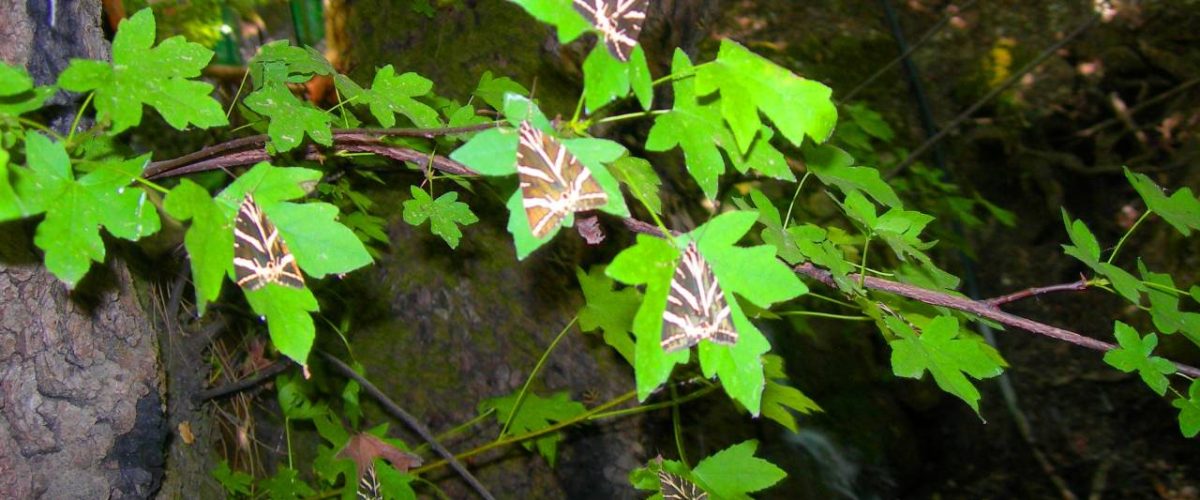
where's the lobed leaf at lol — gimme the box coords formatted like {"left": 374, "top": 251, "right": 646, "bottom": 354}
{"left": 243, "top": 83, "right": 333, "bottom": 152}
{"left": 1103, "top": 321, "right": 1176, "bottom": 396}
{"left": 1125, "top": 167, "right": 1200, "bottom": 237}
{"left": 402, "top": 186, "right": 479, "bottom": 248}
{"left": 692, "top": 440, "right": 787, "bottom": 499}
{"left": 577, "top": 266, "right": 639, "bottom": 365}
{"left": 887, "top": 315, "right": 1006, "bottom": 413}
{"left": 478, "top": 391, "right": 586, "bottom": 466}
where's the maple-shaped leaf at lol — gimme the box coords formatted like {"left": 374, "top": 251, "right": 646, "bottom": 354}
{"left": 336, "top": 65, "right": 440, "bottom": 128}
{"left": 695, "top": 40, "right": 836, "bottom": 154}
{"left": 336, "top": 432, "right": 423, "bottom": 481}
{"left": 212, "top": 461, "right": 252, "bottom": 496}
{"left": 473, "top": 71, "right": 529, "bottom": 111}
{"left": 692, "top": 440, "right": 787, "bottom": 499}
{"left": 1125, "top": 167, "right": 1200, "bottom": 236}
{"left": 260, "top": 467, "right": 316, "bottom": 500}
{"left": 1103, "top": 321, "right": 1176, "bottom": 396}
{"left": 249, "top": 40, "right": 334, "bottom": 88}
{"left": 577, "top": 266, "right": 640, "bottom": 365}
{"left": 760, "top": 355, "right": 820, "bottom": 432}
{"left": 402, "top": 186, "right": 478, "bottom": 249}
{"left": 1139, "top": 262, "right": 1200, "bottom": 345}
{"left": 243, "top": 82, "right": 332, "bottom": 152}
{"left": 57, "top": 8, "right": 227, "bottom": 133}
{"left": 888, "top": 315, "right": 1006, "bottom": 413}
{"left": 609, "top": 156, "right": 663, "bottom": 215}
{"left": 1172, "top": 379, "right": 1200, "bottom": 438}
{"left": 805, "top": 143, "right": 902, "bottom": 208}
{"left": 14, "top": 134, "right": 161, "bottom": 287}
{"left": 1060, "top": 211, "right": 1145, "bottom": 304}
{"left": 645, "top": 50, "right": 728, "bottom": 199}
{"left": 478, "top": 391, "right": 585, "bottom": 466}
{"left": 163, "top": 179, "right": 232, "bottom": 315}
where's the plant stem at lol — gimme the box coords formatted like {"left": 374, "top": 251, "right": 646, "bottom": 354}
{"left": 804, "top": 292, "right": 859, "bottom": 309}
{"left": 226, "top": 69, "right": 250, "bottom": 119}
{"left": 586, "top": 385, "right": 718, "bottom": 420}
{"left": 1106, "top": 210, "right": 1151, "bottom": 264}
{"left": 571, "top": 92, "right": 586, "bottom": 125}
{"left": 592, "top": 109, "right": 668, "bottom": 125}
{"left": 498, "top": 315, "right": 578, "bottom": 438}
{"left": 858, "top": 236, "right": 872, "bottom": 288}
{"left": 414, "top": 408, "right": 495, "bottom": 455}
{"left": 777, "top": 310, "right": 873, "bottom": 321}
{"left": 66, "top": 92, "right": 94, "bottom": 145}
{"left": 16, "top": 117, "right": 62, "bottom": 139}
{"left": 670, "top": 384, "right": 688, "bottom": 467}
{"left": 783, "top": 171, "right": 812, "bottom": 230}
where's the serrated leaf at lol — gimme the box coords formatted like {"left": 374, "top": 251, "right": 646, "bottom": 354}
{"left": 645, "top": 50, "right": 727, "bottom": 199}
{"left": 1125, "top": 167, "right": 1200, "bottom": 236}
{"left": 1103, "top": 321, "right": 1176, "bottom": 396}
{"left": 248, "top": 40, "right": 333, "bottom": 88}
{"left": 692, "top": 440, "right": 787, "bottom": 499}
{"left": 243, "top": 83, "right": 332, "bottom": 152}
{"left": 1172, "top": 379, "right": 1200, "bottom": 438}
{"left": 506, "top": 0, "right": 592, "bottom": 45}
{"left": 610, "top": 155, "right": 663, "bottom": 214}
{"left": 57, "top": 9, "right": 226, "bottom": 133}
{"left": 374, "top": 460, "right": 418, "bottom": 500}
{"left": 341, "top": 65, "right": 440, "bottom": 128}
{"left": 0, "top": 63, "right": 53, "bottom": 117}
{"left": 761, "top": 355, "right": 820, "bottom": 432}
{"left": 696, "top": 40, "right": 836, "bottom": 153}
{"left": 1061, "top": 209, "right": 1101, "bottom": 267}
{"left": 402, "top": 186, "right": 478, "bottom": 248}
{"left": 164, "top": 179, "right": 231, "bottom": 315}
{"left": 473, "top": 71, "right": 529, "bottom": 111}
{"left": 805, "top": 143, "right": 902, "bottom": 208}
{"left": 478, "top": 391, "right": 585, "bottom": 466}
{"left": 246, "top": 284, "right": 320, "bottom": 364}
{"left": 261, "top": 467, "right": 316, "bottom": 499}
{"left": 266, "top": 201, "right": 374, "bottom": 278}
{"left": 577, "top": 266, "right": 639, "bottom": 365}
{"left": 887, "top": 315, "right": 1005, "bottom": 413}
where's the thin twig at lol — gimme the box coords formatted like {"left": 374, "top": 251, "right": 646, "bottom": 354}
{"left": 317, "top": 350, "right": 495, "bottom": 500}
{"left": 793, "top": 263, "right": 1200, "bottom": 378}
{"left": 886, "top": 14, "right": 1100, "bottom": 178}
{"left": 983, "top": 275, "right": 1090, "bottom": 307}
{"left": 194, "top": 361, "right": 293, "bottom": 402}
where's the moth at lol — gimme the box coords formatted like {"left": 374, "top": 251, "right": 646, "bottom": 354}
{"left": 572, "top": 0, "right": 649, "bottom": 62}
{"left": 233, "top": 194, "right": 305, "bottom": 290}
{"left": 357, "top": 465, "right": 382, "bottom": 500}
{"left": 516, "top": 120, "right": 609, "bottom": 238}
{"left": 661, "top": 242, "right": 737, "bottom": 352}
{"left": 658, "top": 468, "right": 708, "bottom": 500}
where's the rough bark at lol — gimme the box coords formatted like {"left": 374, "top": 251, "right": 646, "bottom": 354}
{"left": 0, "top": 2, "right": 168, "bottom": 499}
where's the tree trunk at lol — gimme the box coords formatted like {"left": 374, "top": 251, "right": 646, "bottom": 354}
{"left": 0, "top": 2, "right": 170, "bottom": 498}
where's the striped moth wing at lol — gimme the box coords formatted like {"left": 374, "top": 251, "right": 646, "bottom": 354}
{"left": 233, "top": 194, "right": 305, "bottom": 290}
{"left": 515, "top": 121, "right": 609, "bottom": 238}
{"left": 572, "top": 0, "right": 649, "bottom": 62}
{"left": 658, "top": 468, "right": 708, "bottom": 500}
{"left": 661, "top": 242, "right": 737, "bottom": 352}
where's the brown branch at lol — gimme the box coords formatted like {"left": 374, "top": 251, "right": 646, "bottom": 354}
{"left": 317, "top": 351, "right": 495, "bottom": 500}
{"left": 983, "top": 275, "right": 1090, "bottom": 307}
{"left": 193, "top": 361, "right": 293, "bottom": 402}
{"left": 793, "top": 263, "right": 1200, "bottom": 378}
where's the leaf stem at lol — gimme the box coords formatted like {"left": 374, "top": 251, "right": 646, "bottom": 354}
{"left": 1106, "top": 210, "right": 1151, "bottom": 264}
{"left": 498, "top": 315, "right": 579, "bottom": 439}
{"left": 670, "top": 384, "right": 689, "bottom": 467}
{"left": 804, "top": 291, "right": 859, "bottom": 309}
{"left": 66, "top": 91, "right": 94, "bottom": 146}
{"left": 858, "top": 236, "right": 872, "bottom": 288}
{"left": 226, "top": 69, "right": 250, "bottom": 119}
{"left": 1140, "top": 280, "right": 1191, "bottom": 296}
{"left": 783, "top": 171, "right": 812, "bottom": 230}
{"left": 586, "top": 384, "right": 718, "bottom": 420}
{"left": 592, "top": 109, "right": 668, "bottom": 125}
{"left": 570, "top": 92, "right": 586, "bottom": 125}
{"left": 414, "top": 408, "right": 495, "bottom": 455}
{"left": 649, "top": 62, "right": 709, "bottom": 88}
{"left": 777, "top": 310, "right": 873, "bottom": 321}
{"left": 16, "top": 118, "right": 62, "bottom": 139}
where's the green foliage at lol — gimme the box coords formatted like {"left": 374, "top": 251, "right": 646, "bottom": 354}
{"left": 244, "top": 83, "right": 333, "bottom": 152}
{"left": 760, "top": 355, "right": 821, "bottom": 432}
{"left": 1060, "top": 210, "right": 1144, "bottom": 303}
{"left": 478, "top": 391, "right": 586, "bottom": 465}
{"left": 505, "top": 0, "right": 591, "bottom": 47}
{"left": 337, "top": 65, "right": 440, "bottom": 128}
{"left": 13, "top": 134, "right": 160, "bottom": 287}
{"left": 402, "top": 186, "right": 479, "bottom": 248}
{"left": 1173, "top": 379, "right": 1200, "bottom": 438}
{"left": 607, "top": 211, "right": 806, "bottom": 414}
{"left": 57, "top": 9, "right": 226, "bottom": 133}
{"left": 250, "top": 40, "right": 334, "bottom": 87}
{"left": 581, "top": 44, "right": 653, "bottom": 112}
{"left": 1103, "top": 322, "right": 1176, "bottom": 396}
{"left": 691, "top": 441, "right": 787, "bottom": 499}
{"left": 1125, "top": 167, "right": 1200, "bottom": 236}
{"left": 163, "top": 179, "right": 232, "bottom": 315}
{"left": 805, "top": 143, "right": 902, "bottom": 208}
{"left": 1139, "top": 262, "right": 1200, "bottom": 345}
{"left": 577, "top": 266, "right": 640, "bottom": 365}
{"left": 0, "top": 149, "right": 18, "bottom": 221}
{"left": 213, "top": 460, "right": 253, "bottom": 497}
{"left": 0, "top": 63, "right": 54, "bottom": 119}
{"left": 887, "top": 315, "right": 1006, "bottom": 413}
{"left": 472, "top": 71, "right": 529, "bottom": 111}
{"left": 261, "top": 467, "right": 317, "bottom": 499}
{"left": 609, "top": 155, "right": 663, "bottom": 214}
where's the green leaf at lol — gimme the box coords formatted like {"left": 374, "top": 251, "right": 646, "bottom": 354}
{"left": 746, "top": 190, "right": 802, "bottom": 264}
{"left": 449, "top": 127, "right": 517, "bottom": 176}
{"left": 340, "top": 65, "right": 440, "bottom": 128}
{"left": 696, "top": 40, "right": 836, "bottom": 154}
{"left": 276, "top": 372, "right": 328, "bottom": 419}
{"left": 692, "top": 440, "right": 787, "bottom": 499}
{"left": 703, "top": 238, "right": 808, "bottom": 309}
{"left": 374, "top": 460, "right": 418, "bottom": 500}
{"left": 164, "top": 179, "right": 231, "bottom": 315}
{"left": 610, "top": 156, "right": 663, "bottom": 214}
{"left": 505, "top": 189, "right": 557, "bottom": 260}
{"left": 845, "top": 103, "right": 894, "bottom": 142}
{"left": 248, "top": 40, "right": 333, "bottom": 88}
{"left": 577, "top": 266, "right": 639, "bottom": 365}
{"left": 887, "top": 315, "right": 1006, "bottom": 413}
{"left": 0, "top": 64, "right": 53, "bottom": 117}
{"left": 261, "top": 467, "right": 316, "bottom": 499}
{"left": 267, "top": 201, "right": 373, "bottom": 278}
{"left": 0, "top": 149, "right": 20, "bottom": 221}
{"left": 1141, "top": 262, "right": 1200, "bottom": 344}
{"left": 761, "top": 355, "right": 820, "bottom": 432}
{"left": 473, "top": 71, "right": 529, "bottom": 111}
{"left": 582, "top": 45, "right": 631, "bottom": 113}
{"left": 212, "top": 461, "right": 252, "bottom": 496}
{"left": 645, "top": 50, "right": 727, "bottom": 199}
{"left": 805, "top": 144, "right": 902, "bottom": 208}
{"left": 1061, "top": 209, "right": 1101, "bottom": 267}
{"left": 219, "top": 163, "right": 323, "bottom": 206}
{"left": 478, "top": 391, "right": 586, "bottom": 466}
{"left": 247, "top": 284, "right": 320, "bottom": 364}
{"left": 244, "top": 83, "right": 332, "bottom": 152}
{"left": 1125, "top": 167, "right": 1200, "bottom": 236}
{"left": 607, "top": 235, "right": 687, "bottom": 399}
{"left": 1103, "top": 321, "right": 1176, "bottom": 396}
{"left": 57, "top": 9, "right": 226, "bottom": 133}
{"left": 629, "top": 46, "right": 653, "bottom": 110}
{"left": 506, "top": 0, "right": 592, "bottom": 45}
{"left": 0, "top": 63, "right": 33, "bottom": 95}
{"left": 1172, "top": 379, "right": 1200, "bottom": 438}
{"left": 402, "top": 186, "right": 478, "bottom": 248}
